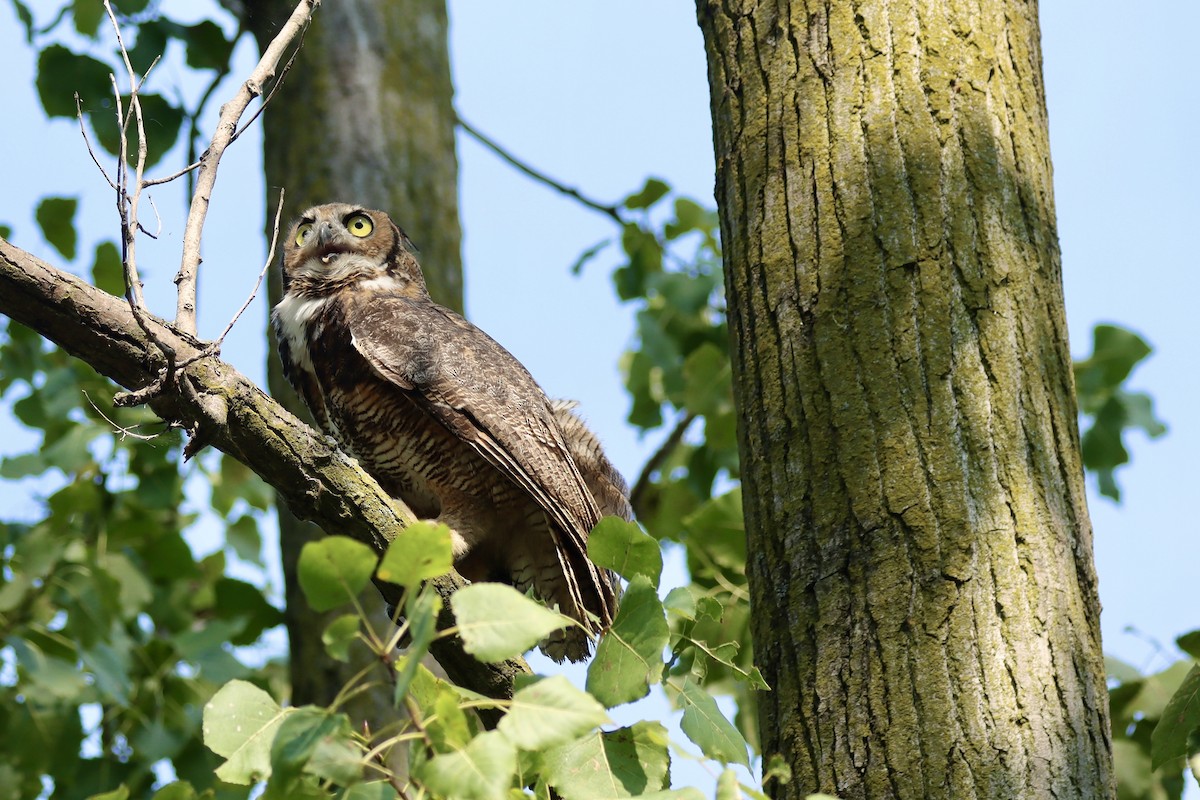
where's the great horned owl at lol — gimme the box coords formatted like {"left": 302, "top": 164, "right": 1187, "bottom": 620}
{"left": 272, "top": 203, "right": 627, "bottom": 662}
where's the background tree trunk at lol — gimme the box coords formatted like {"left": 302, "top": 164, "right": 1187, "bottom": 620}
{"left": 696, "top": 2, "right": 1112, "bottom": 797}
{"left": 243, "top": 0, "right": 463, "bottom": 725}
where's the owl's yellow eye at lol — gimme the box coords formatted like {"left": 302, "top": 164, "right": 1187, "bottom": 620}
{"left": 345, "top": 213, "right": 374, "bottom": 238}
{"left": 295, "top": 223, "right": 313, "bottom": 247}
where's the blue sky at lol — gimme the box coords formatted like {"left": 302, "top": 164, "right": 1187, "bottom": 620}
{"left": 1, "top": 0, "right": 1197, "bottom": 792}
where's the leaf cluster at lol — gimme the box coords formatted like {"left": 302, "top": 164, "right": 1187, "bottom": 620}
{"left": 18, "top": 0, "right": 238, "bottom": 172}
{"left": 1107, "top": 630, "right": 1200, "bottom": 800}
{"left": 2, "top": 161, "right": 284, "bottom": 798}
{"left": 190, "top": 520, "right": 764, "bottom": 798}
{"left": 1074, "top": 324, "right": 1167, "bottom": 501}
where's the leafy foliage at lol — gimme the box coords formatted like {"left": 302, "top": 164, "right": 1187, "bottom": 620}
{"left": 1, "top": 1, "right": 1181, "bottom": 798}
{"left": 1075, "top": 324, "right": 1167, "bottom": 500}
{"left": 0, "top": 256, "right": 281, "bottom": 797}
{"left": 1107, "top": 648, "right": 1199, "bottom": 800}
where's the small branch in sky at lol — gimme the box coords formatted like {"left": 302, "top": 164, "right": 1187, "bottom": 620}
{"left": 176, "top": 188, "right": 286, "bottom": 371}
{"left": 174, "top": 0, "right": 321, "bottom": 336}
{"left": 105, "top": 1, "right": 154, "bottom": 313}
{"left": 457, "top": 115, "right": 628, "bottom": 226}
{"left": 75, "top": 94, "right": 116, "bottom": 191}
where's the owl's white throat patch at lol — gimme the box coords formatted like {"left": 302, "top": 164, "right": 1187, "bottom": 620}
{"left": 273, "top": 292, "right": 328, "bottom": 372}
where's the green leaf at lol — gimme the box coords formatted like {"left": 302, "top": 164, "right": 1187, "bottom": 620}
{"left": 1152, "top": 663, "right": 1200, "bottom": 769}
{"left": 36, "top": 45, "right": 112, "bottom": 118}
{"left": 338, "top": 783, "right": 397, "bottom": 800}
{"left": 87, "top": 787, "right": 130, "bottom": 800}
{"left": 681, "top": 488, "right": 746, "bottom": 581}
{"left": 1074, "top": 324, "right": 1152, "bottom": 400}
{"left": 665, "top": 197, "right": 719, "bottom": 240}
{"left": 1178, "top": 631, "right": 1200, "bottom": 660}
{"left": 214, "top": 577, "right": 284, "bottom": 645}
{"left": 677, "top": 678, "right": 750, "bottom": 766}
{"left": 35, "top": 196, "right": 79, "bottom": 260}
{"left": 376, "top": 521, "right": 453, "bottom": 590}
{"left": 623, "top": 178, "right": 671, "bottom": 210}
{"left": 586, "top": 575, "right": 669, "bottom": 708}
{"left": 588, "top": 517, "right": 662, "bottom": 585}
{"left": 322, "top": 614, "right": 360, "bottom": 663}
{"left": 270, "top": 707, "right": 361, "bottom": 787}
{"left": 297, "top": 536, "right": 377, "bottom": 612}
{"left": 203, "top": 679, "right": 292, "bottom": 784}
{"left": 394, "top": 585, "right": 440, "bottom": 704}
{"left": 87, "top": 92, "right": 184, "bottom": 169}
{"left": 226, "top": 514, "right": 264, "bottom": 565}
{"left": 539, "top": 721, "right": 670, "bottom": 799}
{"left": 71, "top": 0, "right": 106, "bottom": 37}
{"left": 682, "top": 343, "right": 732, "bottom": 417}
{"left": 451, "top": 582, "right": 572, "bottom": 662}
{"left": 81, "top": 641, "right": 133, "bottom": 704}
{"left": 132, "top": 93, "right": 186, "bottom": 169}
{"left": 417, "top": 730, "right": 517, "bottom": 800}
{"left": 182, "top": 21, "right": 233, "bottom": 71}
{"left": 428, "top": 689, "right": 474, "bottom": 752}
{"left": 1105, "top": 654, "right": 1142, "bottom": 684}
{"left": 1120, "top": 390, "right": 1167, "bottom": 438}
{"left": 150, "top": 783, "right": 199, "bottom": 800}
{"left": 498, "top": 676, "right": 609, "bottom": 750}
{"left": 663, "top": 586, "right": 697, "bottom": 621}
{"left": 91, "top": 241, "right": 124, "bottom": 295}
{"left": 716, "top": 769, "right": 739, "bottom": 800}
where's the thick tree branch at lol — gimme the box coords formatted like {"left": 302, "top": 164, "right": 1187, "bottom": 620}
{"left": 0, "top": 236, "right": 528, "bottom": 700}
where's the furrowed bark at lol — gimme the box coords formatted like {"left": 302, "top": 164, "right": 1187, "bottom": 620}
{"left": 696, "top": 1, "right": 1112, "bottom": 797}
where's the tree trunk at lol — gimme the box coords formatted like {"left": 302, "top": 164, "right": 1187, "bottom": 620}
{"left": 696, "top": 2, "right": 1112, "bottom": 798}
{"left": 243, "top": 0, "right": 463, "bottom": 723}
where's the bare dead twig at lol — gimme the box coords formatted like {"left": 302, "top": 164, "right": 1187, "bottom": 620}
{"left": 82, "top": 390, "right": 159, "bottom": 442}
{"left": 141, "top": 158, "right": 202, "bottom": 188}
{"left": 457, "top": 115, "right": 628, "bottom": 226}
{"left": 75, "top": 94, "right": 117, "bottom": 191}
{"left": 104, "top": 0, "right": 159, "bottom": 313}
{"left": 231, "top": 20, "right": 310, "bottom": 143}
{"left": 211, "top": 187, "right": 286, "bottom": 348}
{"left": 175, "top": 189, "right": 286, "bottom": 374}
{"left": 174, "top": 0, "right": 320, "bottom": 336}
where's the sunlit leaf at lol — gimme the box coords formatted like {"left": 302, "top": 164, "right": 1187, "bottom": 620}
{"left": 586, "top": 575, "right": 668, "bottom": 708}
{"left": 417, "top": 730, "right": 516, "bottom": 800}
{"left": 297, "top": 536, "right": 377, "bottom": 612}
{"left": 498, "top": 676, "right": 609, "bottom": 750}
{"left": 322, "top": 614, "right": 360, "bottom": 663}
{"left": 1152, "top": 663, "right": 1200, "bottom": 770}
{"left": 588, "top": 517, "right": 662, "bottom": 585}
{"left": 203, "top": 680, "right": 292, "bottom": 784}
{"left": 677, "top": 679, "right": 750, "bottom": 767}
{"left": 451, "top": 582, "right": 571, "bottom": 662}
{"left": 539, "top": 721, "right": 670, "bottom": 799}
{"left": 377, "top": 521, "right": 453, "bottom": 590}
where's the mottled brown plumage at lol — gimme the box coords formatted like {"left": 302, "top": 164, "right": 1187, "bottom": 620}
{"left": 272, "top": 203, "right": 626, "bottom": 661}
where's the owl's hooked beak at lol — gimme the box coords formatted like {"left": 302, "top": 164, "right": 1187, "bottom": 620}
{"left": 314, "top": 221, "right": 345, "bottom": 264}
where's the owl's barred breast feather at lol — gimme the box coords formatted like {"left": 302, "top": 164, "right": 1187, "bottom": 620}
{"left": 272, "top": 203, "right": 626, "bottom": 662}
